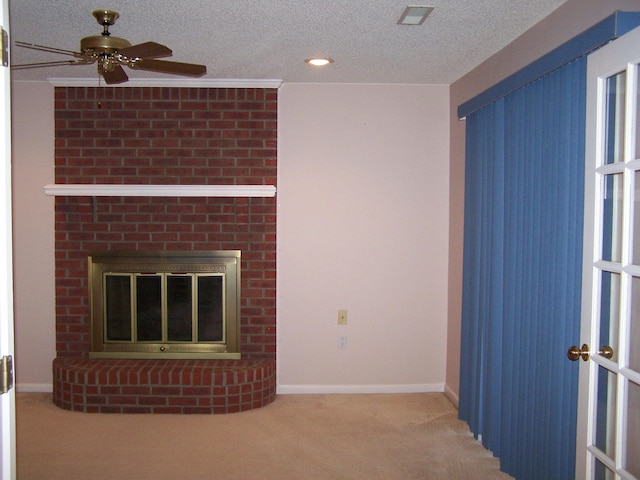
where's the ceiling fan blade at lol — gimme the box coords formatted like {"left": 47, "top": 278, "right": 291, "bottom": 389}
{"left": 130, "top": 59, "right": 206, "bottom": 77}
{"left": 15, "top": 41, "right": 82, "bottom": 57}
{"left": 102, "top": 65, "right": 129, "bottom": 84}
{"left": 12, "top": 59, "right": 93, "bottom": 70}
{"left": 118, "top": 41, "right": 172, "bottom": 60}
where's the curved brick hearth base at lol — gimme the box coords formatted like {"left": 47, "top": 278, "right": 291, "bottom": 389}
{"left": 53, "top": 357, "right": 276, "bottom": 414}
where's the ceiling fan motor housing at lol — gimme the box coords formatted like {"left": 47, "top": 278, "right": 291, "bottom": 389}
{"left": 80, "top": 35, "right": 131, "bottom": 55}
{"left": 81, "top": 9, "right": 129, "bottom": 56}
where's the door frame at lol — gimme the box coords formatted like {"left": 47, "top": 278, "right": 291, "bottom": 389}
{"left": 0, "top": 0, "right": 15, "bottom": 477}
{"left": 577, "top": 24, "right": 640, "bottom": 480}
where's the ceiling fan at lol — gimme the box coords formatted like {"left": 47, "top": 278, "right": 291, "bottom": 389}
{"left": 11, "top": 9, "right": 207, "bottom": 84}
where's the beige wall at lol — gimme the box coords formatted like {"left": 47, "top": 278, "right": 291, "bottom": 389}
{"left": 11, "top": 81, "right": 55, "bottom": 391}
{"left": 277, "top": 83, "right": 450, "bottom": 392}
{"left": 446, "top": 0, "right": 640, "bottom": 404}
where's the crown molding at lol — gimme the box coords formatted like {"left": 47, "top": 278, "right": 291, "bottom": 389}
{"left": 47, "top": 77, "right": 283, "bottom": 88}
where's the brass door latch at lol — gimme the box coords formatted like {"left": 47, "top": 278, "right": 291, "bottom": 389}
{"left": 567, "top": 344, "right": 614, "bottom": 362}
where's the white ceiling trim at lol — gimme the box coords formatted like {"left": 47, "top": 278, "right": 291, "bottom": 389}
{"left": 47, "top": 77, "right": 283, "bottom": 88}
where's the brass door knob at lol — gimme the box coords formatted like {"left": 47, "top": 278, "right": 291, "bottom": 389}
{"left": 567, "top": 344, "right": 614, "bottom": 361}
{"left": 567, "top": 344, "right": 589, "bottom": 361}
{"left": 599, "top": 345, "right": 614, "bottom": 359}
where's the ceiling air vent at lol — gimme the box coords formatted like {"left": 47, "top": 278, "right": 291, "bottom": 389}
{"left": 397, "top": 6, "right": 434, "bottom": 26}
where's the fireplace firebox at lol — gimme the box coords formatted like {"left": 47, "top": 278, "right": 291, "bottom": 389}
{"left": 88, "top": 251, "right": 241, "bottom": 359}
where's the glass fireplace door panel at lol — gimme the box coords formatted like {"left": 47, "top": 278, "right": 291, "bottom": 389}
{"left": 105, "top": 275, "right": 132, "bottom": 341}
{"left": 167, "top": 275, "right": 193, "bottom": 341}
{"left": 89, "top": 251, "right": 241, "bottom": 358}
{"left": 197, "top": 275, "right": 224, "bottom": 342}
{"left": 136, "top": 275, "right": 162, "bottom": 342}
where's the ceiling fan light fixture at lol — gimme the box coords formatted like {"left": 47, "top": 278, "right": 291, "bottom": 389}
{"left": 397, "top": 6, "right": 434, "bottom": 25}
{"left": 305, "top": 57, "right": 334, "bottom": 67}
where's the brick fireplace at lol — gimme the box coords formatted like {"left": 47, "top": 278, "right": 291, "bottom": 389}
{"left": 52, "top": 86, "right": 277, "bottom": 413}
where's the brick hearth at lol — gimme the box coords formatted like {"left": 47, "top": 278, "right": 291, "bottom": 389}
{"left": 53, "top": 358, "right": 276, "bottom": 414}
{"left": 53, "top": 86, "right": 277, "bottom": 413}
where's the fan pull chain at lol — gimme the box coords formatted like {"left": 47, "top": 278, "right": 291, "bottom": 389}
{"left": 97, "top": 74, "right": 103, "bottom": 109}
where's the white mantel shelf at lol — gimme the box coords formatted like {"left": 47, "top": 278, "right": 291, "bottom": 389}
{"left": 44, "top": 184, "right": 277, "bottom": 198}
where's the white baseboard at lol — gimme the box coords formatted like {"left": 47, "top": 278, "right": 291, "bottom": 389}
{"left": 444, "top": 384, "right": 459, "bottom": 408}
{"left": 17, "top": 383, "right": 53, "bottom": 393}
{"left": 17, "top": 382, "right": 448, "bottom": 396}
{"left": 276, "top": 383, "right": 445, "bottom": 395}
{"left": 17, "top": 382, "right": 450, "bottom": 397}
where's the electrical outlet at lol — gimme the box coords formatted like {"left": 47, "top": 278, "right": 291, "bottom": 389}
{"left": 338, "top": 309, "right": 348, "bottom": 325}
{"left": 338, "top": 335, "right": 348, "bottom": 349}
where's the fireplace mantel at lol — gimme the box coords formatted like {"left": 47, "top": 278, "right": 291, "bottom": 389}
{"left": 44, "top": 184, "right": 276, "bottom": 198}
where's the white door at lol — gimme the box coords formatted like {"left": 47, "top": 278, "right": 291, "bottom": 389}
{"left": 0, "top": 0, "right": 15, "bottom": 477}
{"left": 575, "top": 25, "right": 640, "bottom": 480}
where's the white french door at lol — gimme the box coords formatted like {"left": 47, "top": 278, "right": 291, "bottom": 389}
{"left": 576, "top": 25, "right": 640, "bottom": 480}
{"left": 0, "top": 0, "right": 15, "bottom": 477}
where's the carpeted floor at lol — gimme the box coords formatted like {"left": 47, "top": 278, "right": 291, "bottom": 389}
{"left": 16, "top": 392, "right": 512, "bottom": 479}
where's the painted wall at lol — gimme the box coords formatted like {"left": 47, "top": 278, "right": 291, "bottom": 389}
{"left": 12, "top": 81, "right": 450, "bottom": 392}
{"left": 11, "top": 81, "right": 56, "bottom": 391}
{"left": 277, "top": 83, "right": 450, "bottom": 392}
{"left": 446, "top": 0, "right": 640, "bottom": 404}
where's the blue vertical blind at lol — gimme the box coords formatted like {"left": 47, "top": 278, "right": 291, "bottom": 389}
{"left": 459, "top": 56, "right": 586, "bottom": 479}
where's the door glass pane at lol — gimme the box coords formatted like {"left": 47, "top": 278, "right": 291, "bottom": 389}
{"left": 635, "top": 171, "right": 640, "bottom": 265}
{"left": 595, "top": 458, "right": 615, "bottom": 480}
{"left": 105, "top": 275, "right": 132, "bottom": 341}
{"left": 631, "top": 277, "right": 640, "bottom": 372}
{"left": 601, "top": 174, "right": 623, "bottom": 262}
{"left": 167, "top": 275, "right": 193, "bottom": 341}
{"left": 604, "top": 71, "right": 626, "bottom": 165}
{"left": 594, "top": 366, "right": 617, "bottom": 458}
{"left": 635, "top": 66, "right": 640, "bottom": 160}
{"left": 136, "top": 275, "right": 162, "bottom": 342}
{"left": 626, "top": 380, "right": 640, "bottom": 477}
{"left": 599, "top": 271, "right": 620, "bottom": 362}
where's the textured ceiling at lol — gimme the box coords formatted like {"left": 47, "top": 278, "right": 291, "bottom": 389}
{"left": 8, "top": 0, "right": 567, "bottom": 85}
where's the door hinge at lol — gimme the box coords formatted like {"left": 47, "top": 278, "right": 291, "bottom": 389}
{"left": 1, "top": 355, "right": 14, "bottom": 394}
{"left": 0, "top": 27, "right": 8, "bottom": 67}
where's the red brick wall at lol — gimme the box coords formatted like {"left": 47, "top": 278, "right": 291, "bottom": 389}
{"left": 54, "top": 87, "right": 277, "bottom": 360}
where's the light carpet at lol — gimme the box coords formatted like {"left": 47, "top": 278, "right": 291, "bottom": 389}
{"left": 16, "top": 392, "right": 512, "bottom": 479}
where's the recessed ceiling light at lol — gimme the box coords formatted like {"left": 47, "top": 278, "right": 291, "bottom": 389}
{"left": 397, "top": 5, "right": 434, "bottom": 25}
{"left": 305, "top": 58, "right": 334, "bottom": 67}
